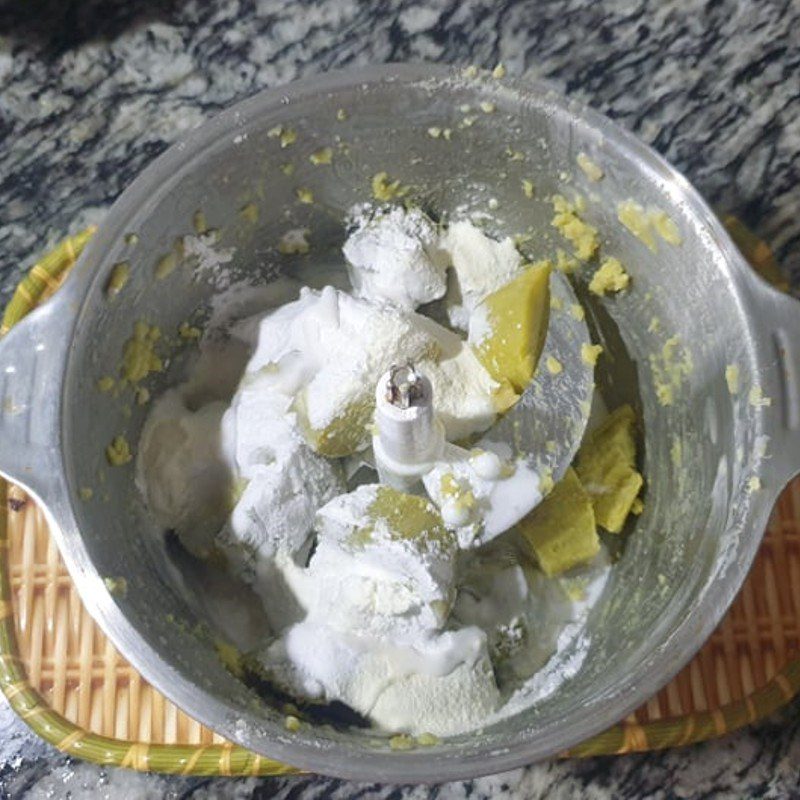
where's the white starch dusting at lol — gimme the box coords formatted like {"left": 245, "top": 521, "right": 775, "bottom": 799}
{"left": 136, "top": 205, "right": 608, "bottom": 737}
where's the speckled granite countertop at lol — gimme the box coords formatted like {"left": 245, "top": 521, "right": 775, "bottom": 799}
{"left": 1, "top": 1, "right": 799, "bottom": 797}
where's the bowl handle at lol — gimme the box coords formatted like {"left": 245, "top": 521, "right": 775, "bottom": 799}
{"left": 0, "top": 288, "right": 77, "bottom": 504}
{"left": 747, "top": 278, "right": 800, "bottom": 490}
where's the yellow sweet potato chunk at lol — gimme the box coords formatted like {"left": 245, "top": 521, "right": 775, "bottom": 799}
{"left": 295, "top": 394, "right": 374, "bottom": 458}
{"left": 472, "top": 262, "right": 552, "bottom": 393}
{"left": 575, "top": 404, "right": 643, "bottom": 533}
{"left": 518, "top": 467, "right": 599, "bottom": 576}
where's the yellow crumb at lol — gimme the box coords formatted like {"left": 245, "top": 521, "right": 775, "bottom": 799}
{"left": 135, "top": 387, "right": 150, "bottom": 406}
{"left": 192, "top": 209, "right": 208, "bottom": 234}
{"left": 389, "top": 734, "right": 416, "bottom": 751}
{"left": 581, "top": 343, "right": 603, "bottom": 366}
{"left": 178, "top": 322, "right": 202, "bottom": 341}
{"left": 555, "top": 249, "right": 579, "bottom": 274}
{"left": 748, "top": 385, "right": 771, "bottom": 408}
{"left": 103, "top": 576, "right": 127, "bottom": 596}
{"left": 480, "top": 101, "right": 496, "bottom": 114}
{"left": 576, "top": 152, "right": 604, "bottom": 182}
{"left": 648, "top": 317, "right": 661, "bottom": 333}
{"left": 631, "top": 497, "right": 644, "bottom": 515}
{"left": 79, "top": 487, "right": 93, "bottom": 501}
{"left": 569, "top": 303, "right": 585, "bottom": 321}
{"left": 106, "top": 262, "right": 130, "bottom": 298}
{"left": 670, "top": 438, "right": 682, "bottom": 467}
{"left": 492, "top": 63, "right": 507, "bottom": 78}
{"left": 463, "top": 65, "right": 479, "bottom": 78}
{"left": 550, "top": 295, "right": 563, "bottom": 311}
{"left": 546, "top": 356, "right": 563, "bottom": 375}
{"left": 618, "top": 200, "right": 656, "bottom": 251}
{"left": 336, "top": 108, "right": 348, "bottom": 121}
{"left": 522, "top": 179, "right": 535, "bottom": 198}
{"left": 239, "top": 202, "right": 259, "bottom": 223}
{"left": 278, "top": 229, "right": 310, "bottom": 255}
{"left": 416, "top": 732, "right": 439, "bottom": 747}
{"left": 589, "top": 257, "right": 630, "bottom": 296}
{"left": 268, "top": 125, "right": 297, "bottom": 148}
{"left": 154, "top": 251, "right": 178, "bottom": 280}
{"left": 747, "top": 476, "right": 762, "bottom": 493}
{"left": 106, "top": 435, "right": 132, "bottom": 466}
{"left": 280, "top": 162, "right": 295, "bottom": 176}
{"left": 309, "top": 147, "right": 333, "bottom": 165}
{"left": 650, "top": 336, "right": 693, "bottom": 407}
{"left": 296, "top": 187, "right": 314, "bottom": 204}
{"left": 284, "top": 715, "right": 301, "bottom": 732}
{"left": 725, "top": 364, "right": 740, "bottom": 395}
{"left": 371, "top": 171, "right": 409, "bottom": 201}
{"left": 97, "top": 376, "right": 115, "bottom": 393}
{"left": 650, "top": 210, "right": 682, "bottom": 245}
{"left": 551, "top": 195, "right": 599, "bottom": 261}
{"left": 121, "top": 321, "right": 163, "bottom": 383}
{"left": 427, "top": 126, "right": 442, "bottom": 139}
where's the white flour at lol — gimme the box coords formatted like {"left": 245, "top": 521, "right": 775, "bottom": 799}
{"left": 136, "top": 389, "right": 233, "bottom": 557}
{"left": 343, "top": 204, "right": 448, "bottom": 309}
{"left": 259, "top": 484, "right": 501, "bottom": 736}
{"left": 441, "top": 220, "right": 523, "bottom": 329}
{"left": 423, "top": 443, "right": 542, "bottom": 549}
{"left": 235, "top": 285, "right": 505, "bottom": 443}
{"left": 137, "top": 204, "right": 607, "bottom": 738}
{"left": 182, "top": 232, "right": 236, "bottom": 288}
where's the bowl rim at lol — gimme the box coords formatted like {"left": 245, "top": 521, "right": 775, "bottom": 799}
{"left": 48, "top": 61, "right": 775, "bottom": 781}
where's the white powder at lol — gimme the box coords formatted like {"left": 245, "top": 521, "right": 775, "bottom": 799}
{"left": 342, "top": 208, "right": 524, "bottom": 329}
{"left": 264, "top": 621, "right": 499, "bottom": 736}
{"left": 213, "top": 357, "right": 344, "bottom": 590}
{"left": 343, "top": 205, "right": 448, "bottom": 309}
{"left": 137, "top": 206, "right": 610, "bottom": 739}
{"left": 300, "top": 485, "right": 457, "bottom": 640}
{"left": 440, "top": 220, "right": 523, "bottom": 329}
{"left": 182, "top": 232, "right": 236, "bottom": 288}
{"left": 237, "top": 286, "right": 505, "bottom": 444}
{"left": 471, "top": 449, "right": 504, "bottom": 480}
{"left": 419, "top": 334, "right": 505, "bottom": 442}
{"left": 409, "top": 313, "right": 508, "bottom": 441}
{"left": 368, "top": 649, "right": 499, "bottom": 736}
{"left": 454, "top": 554, "right": 578, "bottom": 686}
{"left": 466, "top": 300, "right": 492, "bottom": 347}
{"left": 257, "top": 483, "right": 502, "bottom": 735}
{"left": 423, "top": 443, "right": 542, "bottom": 549}
{"left": 239, "top": 287, "right": 436, "bottom": 434}
{"left": 492, "top": 550, "right": 611, "bottom": 717}
{"left": 297, "top": 292, "right": 437, "bottom": 432}
{"left": 216, "top": 446, "right": 342, "bottom": 569}
{"left": 135, "top": 389, "right": 233, "bottom": 557}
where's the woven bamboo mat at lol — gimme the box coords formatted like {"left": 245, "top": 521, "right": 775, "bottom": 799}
{"left": 0, "top": 228, "right": 799, "bottom": 775}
